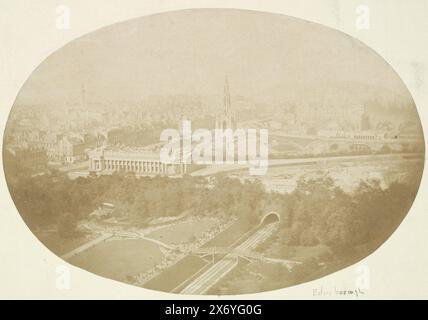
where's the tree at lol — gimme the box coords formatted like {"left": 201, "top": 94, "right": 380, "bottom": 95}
{"left": 57, "top": 213, "right": 77, "bottom": 238}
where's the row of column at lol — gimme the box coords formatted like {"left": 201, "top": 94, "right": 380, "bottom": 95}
{"left": 108, "top": 159, "right": 167, "bottom": 174}
{"left": 90, "top": 158, "right": 187, "bottom": 175}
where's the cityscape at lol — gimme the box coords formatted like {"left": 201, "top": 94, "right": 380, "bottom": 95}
{"left": 3, "top": 9, "right": 425, "bottom": 294}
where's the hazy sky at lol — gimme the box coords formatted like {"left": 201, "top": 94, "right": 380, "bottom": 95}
{"left": 15, "top": 9, "right": 413, "bottom": 107}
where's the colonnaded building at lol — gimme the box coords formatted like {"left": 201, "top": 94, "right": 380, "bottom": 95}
{"left": 89, "top": 149, "right": 187, "bottom": 176}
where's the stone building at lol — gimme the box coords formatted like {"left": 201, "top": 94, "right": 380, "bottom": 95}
{"left": 88, "top": 149, "right": 187, "bottom": 176}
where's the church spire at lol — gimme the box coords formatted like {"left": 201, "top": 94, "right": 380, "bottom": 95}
{"left": 216, "top": 75, "right": 236, "bottom": 131}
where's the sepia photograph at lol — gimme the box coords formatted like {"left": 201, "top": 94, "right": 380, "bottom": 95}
{"left": 1, "top": 1, "right": 427, "bottom": 303}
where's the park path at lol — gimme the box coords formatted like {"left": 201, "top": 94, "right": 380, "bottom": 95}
{"left": 60, "top": 233, "right": 113, "bottom": 260}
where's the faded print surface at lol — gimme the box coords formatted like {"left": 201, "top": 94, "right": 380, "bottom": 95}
{"left": 3, "top": 9, "right": 424, "bottom": 295}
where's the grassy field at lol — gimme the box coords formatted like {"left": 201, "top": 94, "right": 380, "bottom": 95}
{"left": 144, "top": 255, "right": 207, "bottom": 292}
{"left": 202, "top": 218, "right": 253, "bottom": 248}
{"left": 69, "top": 239, "right": 164, "bottom": 282}
{"left": 264, "top": 243, "right": 331, "bottom": 262}
{"left": 146, "top": 218, "right": 217, "bottom": 244}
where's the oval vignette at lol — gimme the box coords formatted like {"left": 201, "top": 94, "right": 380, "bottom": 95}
{"left": 3, "top": 9, "right": 425, "bottom": 295}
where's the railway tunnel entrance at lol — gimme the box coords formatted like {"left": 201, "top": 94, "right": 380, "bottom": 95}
{"left": 260, "top": 211, "right": 280, "bottom": 225}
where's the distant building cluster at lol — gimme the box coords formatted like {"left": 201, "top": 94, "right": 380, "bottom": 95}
{"left": 4, "top": 78, "right": 424, "bottom": 177}
{"left": 266, "top": 103, "right": 368, "bottom": 136}
{"left": 5, "top": 129, "right": 97, "bottom": 164}
{"left": 4, "top": 145, "right": 47, "bottom": 174}
{"left": 254, "top": 101, "right": 422, "bottom": 148}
